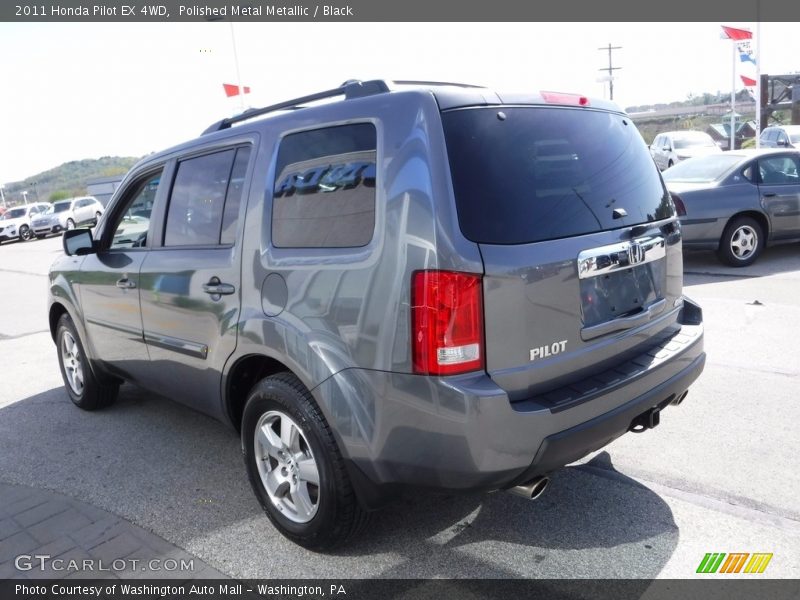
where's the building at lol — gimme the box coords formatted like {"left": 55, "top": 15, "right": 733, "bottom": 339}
{"left": 86, "top": 175, "right": 124, "bottom": 207}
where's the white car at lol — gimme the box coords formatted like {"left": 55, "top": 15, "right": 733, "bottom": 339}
{"left": 649, "top": 131, "right": 722, "bottom": 171}
{"left": 0, "top": 203, "right": 52, "bottom": 243}
{"left": 31, "top": 196, "right": 105, "bottom": 238}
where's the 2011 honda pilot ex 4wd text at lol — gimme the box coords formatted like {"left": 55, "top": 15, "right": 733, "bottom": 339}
{"left": 49, "top": 80, "right": 705, "bottom": 550}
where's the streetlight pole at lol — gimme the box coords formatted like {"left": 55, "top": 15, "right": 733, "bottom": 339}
{"left": 0, "top": 184, "right": 5, "bottom": 208}
{"left": 21, "top": 191, "right": 28, "bottom": 205}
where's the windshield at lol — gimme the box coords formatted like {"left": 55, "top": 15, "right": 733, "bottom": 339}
{"left": 662, "top": 154, "right": 744, "bottom": 182}
{"left": 3, "top": 208, "right": 27, "bottom": 219}
{"left": 53, "top": 202, "right": 72, "bottom": 213}
{"left": 442, "top": 106, "right": 672, "bottom": 244}
{"left": 673, "top": 135, "right": 716, "bottom": 149}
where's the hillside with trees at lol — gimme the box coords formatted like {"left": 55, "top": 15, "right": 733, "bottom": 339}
{"left": 3, "top": 156, "right": 141, "bottom": 204}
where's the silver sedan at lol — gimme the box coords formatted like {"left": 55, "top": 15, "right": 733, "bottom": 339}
{"left": 663, "top": 149, "right": 800, "bottom": 266}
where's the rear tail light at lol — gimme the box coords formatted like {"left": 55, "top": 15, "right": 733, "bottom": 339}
{"left": 411, "top": 270, "right": 484, "bottom": 376}
{"left": 671, "top": 193, "right": 687, "bottom": 216}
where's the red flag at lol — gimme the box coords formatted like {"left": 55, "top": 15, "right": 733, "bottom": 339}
{"left": 721, "top": 26, "right": 752, "bottom": 41}
{"left": 223, "top": 83, "right": 251, "bottom": 97}
{"left": 741, "top": 75, "right": 757, "bottom": 87}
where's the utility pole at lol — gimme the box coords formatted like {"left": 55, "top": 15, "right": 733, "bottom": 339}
{"left": 598, "top": 43, "right": 622, "bottom": 101}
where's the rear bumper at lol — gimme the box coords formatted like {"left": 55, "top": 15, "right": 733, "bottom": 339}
{"left": 507, "top": 351, "right": 704, "bottom": 486}
{"left": 315, "top": 298, "right": 704, "bottom": 509}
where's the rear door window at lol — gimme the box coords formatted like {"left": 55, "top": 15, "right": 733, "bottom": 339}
{"left": 164, "top": 149, "right": 236, "bottom": 247}
{"left": 441, "top": 107, "right": 672, "bottom": 245}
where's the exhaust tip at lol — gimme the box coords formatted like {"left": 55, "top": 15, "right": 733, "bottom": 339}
{"left": 508, "top": 476, "right": 550, "bottom": 500}
{"left": 672, "top": 391, "right": 689, "bottom": 406}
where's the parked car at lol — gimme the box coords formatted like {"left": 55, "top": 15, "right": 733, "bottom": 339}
{"left": 650, "top": 131, "right": 722, "bottom": 171}
{"left": 31, "top": 196, "right": 104, "bottom": 238}
{"left": 0, "top": 202, "right": 51, "bottom": 243}
{"left": 759, "top": 125, "right": 800, "bottom": 149}
{"left": 663, "top": 149, "right": 800, "bottom": 266}
{"left": 49, "top": 80, "right": 705, "bottom": 549}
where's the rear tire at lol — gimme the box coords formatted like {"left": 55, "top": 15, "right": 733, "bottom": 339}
{"left": 667, "top": 159, "right": 674, "bottom": 169}
{"left": 66, "top": 218, "right": 75, "bottom": 230}
{"left": 56, "top": 313, "right": 118, "bottom": 410}
{"left": 242, "top": 373, "right": 368, "bottom": 550}
{"left": 717, "top": 216, "right": 763, "bottom": 267}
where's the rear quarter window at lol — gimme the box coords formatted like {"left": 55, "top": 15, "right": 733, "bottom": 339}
{"left": 272, "top": 123, "right": 376, "bottom": 248}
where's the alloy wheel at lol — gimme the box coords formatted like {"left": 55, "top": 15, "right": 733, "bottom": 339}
{"left": 60, "top": 331, "right": 84, "bottom": 395}
{"left": 254, "top": 410, "right": 320, "bottom": 523}
{"left": 729, "top": 224, "right": 758, "bottom": 261}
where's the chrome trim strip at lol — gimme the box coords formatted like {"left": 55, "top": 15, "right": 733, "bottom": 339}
{"left": 577, "top": 235, "right": 666, "bottom": 280}
{"left": 85, "top": 318, "right": 144, "bottom": 341}
{"left": 143, "top": 332, "right": 208, "bottom": 359}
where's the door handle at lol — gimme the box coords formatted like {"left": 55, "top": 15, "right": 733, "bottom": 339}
{"left": 203, "top": 277, "right": 235, "bottom": 296}
{"left": 116, "top": 278, "right": 136, "bottom": 289}
{"left": 762, "top": 193, "right": 777, "bottom": 197}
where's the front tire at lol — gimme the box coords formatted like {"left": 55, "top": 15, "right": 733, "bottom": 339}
{"left": 19, "top": 225, "right": 34, "bottom": 241}
{"left": 56, "top": 314, "right": 118, "bottom": 410}
{"left": 242, "top": 373, "right": 367, "bottom": 550}
{"left": 717, "top": 216, "right": 763, "bottom": 267}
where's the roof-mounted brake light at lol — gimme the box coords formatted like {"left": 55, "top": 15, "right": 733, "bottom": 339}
{"left": 540, "top": 91, "right": 590, "bottom": 107}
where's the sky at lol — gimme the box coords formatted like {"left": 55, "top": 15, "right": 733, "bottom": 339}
{"left": 1, "top": 21, "right": 799, "bottom": 184}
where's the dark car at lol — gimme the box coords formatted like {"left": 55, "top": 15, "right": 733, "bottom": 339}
{"left": 48, "top": 80, "right": 705, "bottom": 549}
{"left": 664, "top": 149, "right": 800, "bottom": 266}
{"left": 759, "top": 125, "right": 800, "bottom": 149}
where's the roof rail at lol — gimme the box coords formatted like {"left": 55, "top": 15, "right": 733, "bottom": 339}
{"left": 393, "top": 80, "right": 485, "bottom": 89}
{"left": 201, "top": 79, "right": 391, "bottom": 135}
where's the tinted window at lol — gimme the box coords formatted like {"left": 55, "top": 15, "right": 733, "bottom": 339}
{"left": 165, "top": 149, "right": 236, "bottom": 246}
{"left": 53, "top": 202, "right": 71, "bottom": 213}
{"left": 442, "top": 107, "right": 672, "bottom": 245}
{"left": 758, "top": 156, "right": 800, "bottom": 184}
{"left": 109, "top": 171, "right": 162, "bottom": 249}
{"left": 220, "top": 147, "right": 251, "bottom": 245}
{"left": 272, "top": 123, "right": 376, "bottom": 248}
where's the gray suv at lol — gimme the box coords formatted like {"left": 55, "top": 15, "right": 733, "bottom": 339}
{"left": 49, "top": 80, "right": 705, "bottom": 549}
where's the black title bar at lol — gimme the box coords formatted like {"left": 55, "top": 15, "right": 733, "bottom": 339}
{"left": 1, "top": 0, "right": 797, "bottom": 22}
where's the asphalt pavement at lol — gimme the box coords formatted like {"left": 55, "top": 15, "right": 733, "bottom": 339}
{"left": 0, "top": 234, "right": 798, "bottom": 579}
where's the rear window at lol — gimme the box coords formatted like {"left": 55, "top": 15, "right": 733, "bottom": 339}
{"left": 662, "top": 154, "right": 745, "bottom": 183}
{"left": 441, "top": 107, "right": 672, "bottom": 245}
{"left": 673, "top": 133, "right": 716, "bottom": 149}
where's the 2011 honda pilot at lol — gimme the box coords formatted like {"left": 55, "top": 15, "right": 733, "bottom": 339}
{"left": 49, "top": 80, "right": 705, "bottom": 549}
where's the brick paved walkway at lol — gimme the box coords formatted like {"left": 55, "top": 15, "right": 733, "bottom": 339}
{"left": 0, "top": 481, "right": 226, "bottom": 580}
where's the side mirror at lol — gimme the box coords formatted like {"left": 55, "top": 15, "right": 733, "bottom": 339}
{"left": 777, "top": 139, "right": 788, "bottom": 147}
{"left": 63, "top": 228, "right": 96, "bottom": 256}
{"left": 663, "top": 146, "right": 670, "bottom": 151}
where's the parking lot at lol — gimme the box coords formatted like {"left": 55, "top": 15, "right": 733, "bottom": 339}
{"left": 1, "top": 233, "right": 799, "bottom": 579}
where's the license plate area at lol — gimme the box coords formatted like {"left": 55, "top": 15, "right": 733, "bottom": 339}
{"left": 580, "top": 259, "right": 666, "bottom": 328}
{"left": 577, "top": 236, "right": 667, "bottom": 329}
